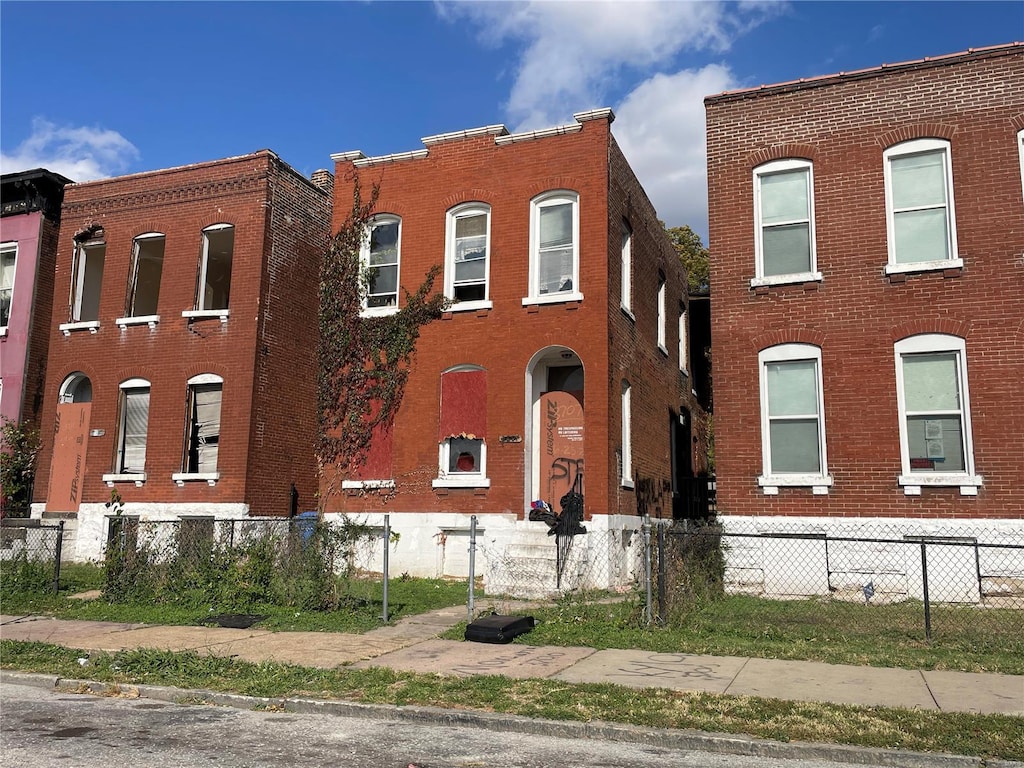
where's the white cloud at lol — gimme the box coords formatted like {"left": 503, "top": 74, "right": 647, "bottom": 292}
{"left": 0, "top": 117, "right": 139, "bottom": 182}
{"left": 614, "top": 64, "right": 739, "bottom": 236}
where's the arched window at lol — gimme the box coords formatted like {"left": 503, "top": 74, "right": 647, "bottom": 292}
{"left": 526, "top": 190, "right": 581, "bottom": 303}
{"left": 361, "top": 214, "right": 401, "bottom": 314}
{"left": 752, "top": 158, "right": 819, "bottom": 286}
{"left": 445, "top": 203, "right": 491, "bottom": 309}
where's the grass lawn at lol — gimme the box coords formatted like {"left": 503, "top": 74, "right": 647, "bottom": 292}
{"left": 454, "top": 593, "right": 1024, "bottom": 675}
{"left": 2, "top": 640, "right": 1021, "bottom": 761}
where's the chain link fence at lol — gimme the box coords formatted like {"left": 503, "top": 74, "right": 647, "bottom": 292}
{"left": 0, "top": 520, "right": 65, "bottom": 595}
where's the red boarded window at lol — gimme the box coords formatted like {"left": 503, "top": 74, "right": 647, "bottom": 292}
{"left": 438, "top": 368, "right": 487, "bottom": 441}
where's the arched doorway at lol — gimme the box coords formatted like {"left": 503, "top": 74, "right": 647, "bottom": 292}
{"left": 46, "top": 372, "right": 94, "bottom": 512}
{"left": 525, "top": 347, "right": 584, "bottom": 513}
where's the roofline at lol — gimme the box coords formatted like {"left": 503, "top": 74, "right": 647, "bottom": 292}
{"left": 331, "top": 108, "right": 615, "bottom": 166}
{"left": 705, "top": 42, "right": 1022, "bottom": 105}
{"left": 1, "top": 168, "right": 74, "bottom": 186}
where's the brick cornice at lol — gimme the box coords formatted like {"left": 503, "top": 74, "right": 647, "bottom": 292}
{"left": 62, "top": 173, "right": 266, "bottom": 217}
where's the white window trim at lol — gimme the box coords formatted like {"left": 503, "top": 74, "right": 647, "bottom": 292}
{"left": 197, "top": 223, "right": 234, "bottom": 313}
{"left": 656, "top": 276, "right": 668, "bottom": 354}
{"left": 182, "top": 308, "right": 229, "bottom": 323}
{"left": 893, "top": 334, "right": 982, "bottom": 496}
{"left": 127, "top": 232, "right": 165, "bottom": 320}
{"left": 59, "top": 320, "right": 100, "bottom": 336}
{"left": 678, "top": 307, "right": 688, "bottom": 375}
{"left": 115, "top": 378, "right": 150, "bottom": 476}
{"left": 70, "top": 240, "right": 104, "bottom": 323}
{"left": 172, "top": 472, "right": 220, "bottom": 487}
{"left": 361, "top": 214, "right": 402, "bottom": 318}
{"left": 758, "top": 343, "right": 833, "bottom": 494}
{"left": 620, "top": 221, "right": 633, "bottom": 317}
{"left": 751, "top": 159, "right": 821, "bottom": 288}
{"left": 1018, "top": 129, "right": 1024, "bottom": 207}
{"left": 116, "top": 315, "right": 160, "bottom": 329}
{"left": 883, "top": 138, "right": 960, "bottom": 274}
{"left": 620, "top": 381, "right": 633, "bottom": 488}
{"left": 432, "top": 440, "right": 490, "bottom": 489}
{"left": 444, "top": 203, "right": 493, "bottom": 312}
{"left": 0, "top": 242, "right": 17, "bottom": 334}
{"left": 524, "top": 190, "right": 583, "bottom": 305}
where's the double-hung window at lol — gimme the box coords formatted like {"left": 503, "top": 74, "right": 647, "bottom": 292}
{"left": 0, "top": 243, "right": 16, "bottom": 333}
{"left": 758, "top": 344, "right": 832, "bottom": 494}
{"left": 114, "top": 379, "right": 150, "bottom": 478}
{"left": 196, "top": 224, "right": 234, "bottom": 313}
{"left": 434, "top": 366, "right": 489, "bottom": 488}
{"left": 122, "top": 233, "right": 165, "bottom": 324}
{"left": 678, "top": 305, "right": 688, "bottom": 374}
{"left": 70, "top": 239, "right": 106, "bottom": 323}
{"left": 884, "top": 139, "right": 960, "bottom": 273}
{"left": 620, "top": 221, "right": 632, "bottom": 315}
{"left": 620, "top": 380, "right": 633, "bottom": 488}
{"left": 173, "top": 374, "right": 223, "bottom": 485}
{"left": 526, "top": 191, "right": 581, "bottom": 304}
{"left": 752, "top": 159, "right": 819, "bottom": 286}
{"left": 362, "top": 215, "right": 401, "bottom": 314}
{"left": 656, "top": 273, "right": 667, "bottom": 353}
{"left": 445, "top": 204, "right": 490, "bottom": 310}
{"left": 894, "top": 335, "right": 981, "bottom": 495}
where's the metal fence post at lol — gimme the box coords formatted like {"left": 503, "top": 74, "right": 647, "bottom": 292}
{"left": 642, "top": 516, "right": 652, "bottom": 625}
{"left": 920, "top": 540, "right": 932, "bottom": 643}
{"left": 657, "top": 523, "right": 667, "bottom": 625}
{"left": 468, "top": 515, "right": 477, "bottom": 623}
{"left": 381, "top": 514, "right": 390, "bottom": 623}
{"left": 52, "top": 520, "right": 65, "bottom": 594}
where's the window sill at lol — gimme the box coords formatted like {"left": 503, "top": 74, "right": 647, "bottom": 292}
{"left": 432, "top": 476, "right": 491, "bottom": 489}
{"left": 759, "top": 474, "right": 834, "bottom": 495}
{"left": 0, "top": 327, "right": 7, "bottom": 337}
{"left": 898, "top": 473, "right": 982, "bottom": 496}
{"left": 342, "top": 479, "right": 396, "bottom": 490}
{"left": 621, "top": 478, "right": 634, "bottom": 490}
{"left": 885, "top": 258, "right": 963, "bottom": 276}
{"left": 658, "top": 344, "right": 669, "bottom": 357}
{"left": 447, "top": 300, "right": 493, "bottom": 313}
{"left": 102, "top": 473, "right": 146, "bottom": 488}
{"left": 522, "top": 291, "right": 584, "bottom": 307}
{"left": 360, "top": 305, "right": 399, "bottom": 319}
{"left": 750, "top": 272, "right": 823, "bottom": 289}
{"left": 620, "top": 306, "right": 635, "bottom": 322}
{"left": 59, "top": 321, "right": 100, "bottom": 336}
{"left": 116, "top": 315, "right": 160, "bottom": 329}
{"left": 182, "top": 309, "right": 229, "bottom": 323}
{"left": 172, "top": 472, "right": 220, "bottom": 487}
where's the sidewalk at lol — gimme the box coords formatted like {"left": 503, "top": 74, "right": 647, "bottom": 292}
{"left": 2, "top": 608, "right": 1021, "bottom": 716}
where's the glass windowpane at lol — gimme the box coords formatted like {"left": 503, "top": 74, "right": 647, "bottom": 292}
{"left": 763, "top": 223, "right": 811, "bottom": 275}
{"left": 769, "top": 420, "right": 821, "bottom": 473}
{"left": 761, "top": 169, "right": 808, "bottom": 224}
{"left": 767, "top": 360, "right": 818, "bottom": 416}
{"left": 894, "top": 209, "right": 948, "bottom": 263}
{"left": 892, "top": 151, "right": 945, "bottom": 209}
{"left": 903, "top": 353, "right": 959, "bottom": 411}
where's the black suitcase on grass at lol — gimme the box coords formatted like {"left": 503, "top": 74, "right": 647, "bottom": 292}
{"left": 464, "top": 614, "right": 535, "bottom": 644}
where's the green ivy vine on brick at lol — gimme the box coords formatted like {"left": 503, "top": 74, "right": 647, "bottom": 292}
{"left": 316, "top": 175, "right": 447, "bottom": 505}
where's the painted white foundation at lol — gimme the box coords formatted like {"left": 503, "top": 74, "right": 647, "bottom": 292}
{"left": 719, "top": 515, "right": 1024, "bottom": 605}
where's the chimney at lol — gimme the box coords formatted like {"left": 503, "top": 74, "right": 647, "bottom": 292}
{"left": 310, "top": 169, "right": 334, "bottom": 194}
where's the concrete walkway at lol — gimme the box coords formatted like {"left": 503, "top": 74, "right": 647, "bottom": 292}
{"left": 2, "top": 608, "right": 1021, "bottom": 716}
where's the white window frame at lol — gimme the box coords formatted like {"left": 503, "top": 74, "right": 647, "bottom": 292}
{"left": 118, "top": 232, "right": 164, "bottom": 328}
{"left": 620, "top": 380, "right": 633, "bottom": 488}
{"left": 185, "top": 224, "right": 233, "bottom": 322}
{"left": 620, "top": 220, "right": 633, "bottom": 317}
{"left": 678, "top": 305, "right": 688, "bottom": 375}
{"left": 173, "top": 373, "right": 223, "bottom": 486}
{"left": 883, "top": 139, "right": 961, "bottom": 274}
{"left": 361, "top": 214, "right": 402, "bottom": 317}
{"left": 524, "top": 190, "right": 583, "bottom": 305}
{"left": 433, "top": 438, "right": 490, "bottom": 489}
{"left": 444, "top": 203, "right": 492, "bottom": 312}
{"left": 758, "top": 343, "right": 833, "bottom": 494}
{"left": 1018, "top": 129, "right": 1024, "bottom": 207}
{"left": 751, "top": 159, "right": 821, "bottom": 287}
{"left": 893, "top": 334, "right": 982, "bottom": 496}
{"left": 0, "top": 242, "right": 16, "bottom": 335}
{"left": 67, "top": 239, "right": 105, "bottom": 327}
{"left": 103, "top": 378, "right": 150, "bottom": 486}
{"left": 656, "top": 274, "right": 667, "bottom": 354}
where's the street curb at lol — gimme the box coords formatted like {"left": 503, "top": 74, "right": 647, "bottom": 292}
{"left": 3, "top": 670, "right": 1019, "bottom": 768}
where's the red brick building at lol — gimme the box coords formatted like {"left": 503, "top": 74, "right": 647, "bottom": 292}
{"left": 328, "top": 110, "right": 707, "bottom": 582}
{"left": 31, "top": 151, "right": 331, "bottom": 558}
{"left": 705, "top": 44, "right": 1024, "bottom": 557}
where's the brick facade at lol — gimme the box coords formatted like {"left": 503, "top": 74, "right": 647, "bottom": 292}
{"left": 706, "top": 44, "right": 1024, "bottom": 521}
{"left": 327, "top": 111, "right": 706, "bottom": 528}
{"left": 31, "top": 152, "right": 330, "bottom": 547}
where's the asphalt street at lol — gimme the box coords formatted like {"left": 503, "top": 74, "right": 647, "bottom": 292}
{"left": 1, "top": 682, "right": 867, "bottom": 768}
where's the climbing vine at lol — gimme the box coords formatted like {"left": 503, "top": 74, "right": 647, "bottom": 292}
{"left": 316, "top": 174, "right": 447, "bottom": 505}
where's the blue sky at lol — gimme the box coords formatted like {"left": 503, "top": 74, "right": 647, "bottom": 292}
{"left": 2, "top": 1, "right": 1021, "bottom": 239}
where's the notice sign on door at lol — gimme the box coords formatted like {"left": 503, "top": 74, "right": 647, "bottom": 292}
{"left": 540, "top": 391, "right": 584, "bottom": 504}
{"left": 46, "top": 403, "right": 92, "bottom": 512}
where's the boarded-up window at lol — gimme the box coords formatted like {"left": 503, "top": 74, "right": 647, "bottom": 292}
{"left": 438, "top": 368, "right": 486, "bottom": 480}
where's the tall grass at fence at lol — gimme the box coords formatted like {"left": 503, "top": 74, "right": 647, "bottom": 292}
{"left": 0, "top": 550, "right": 54, "bottom": 597}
